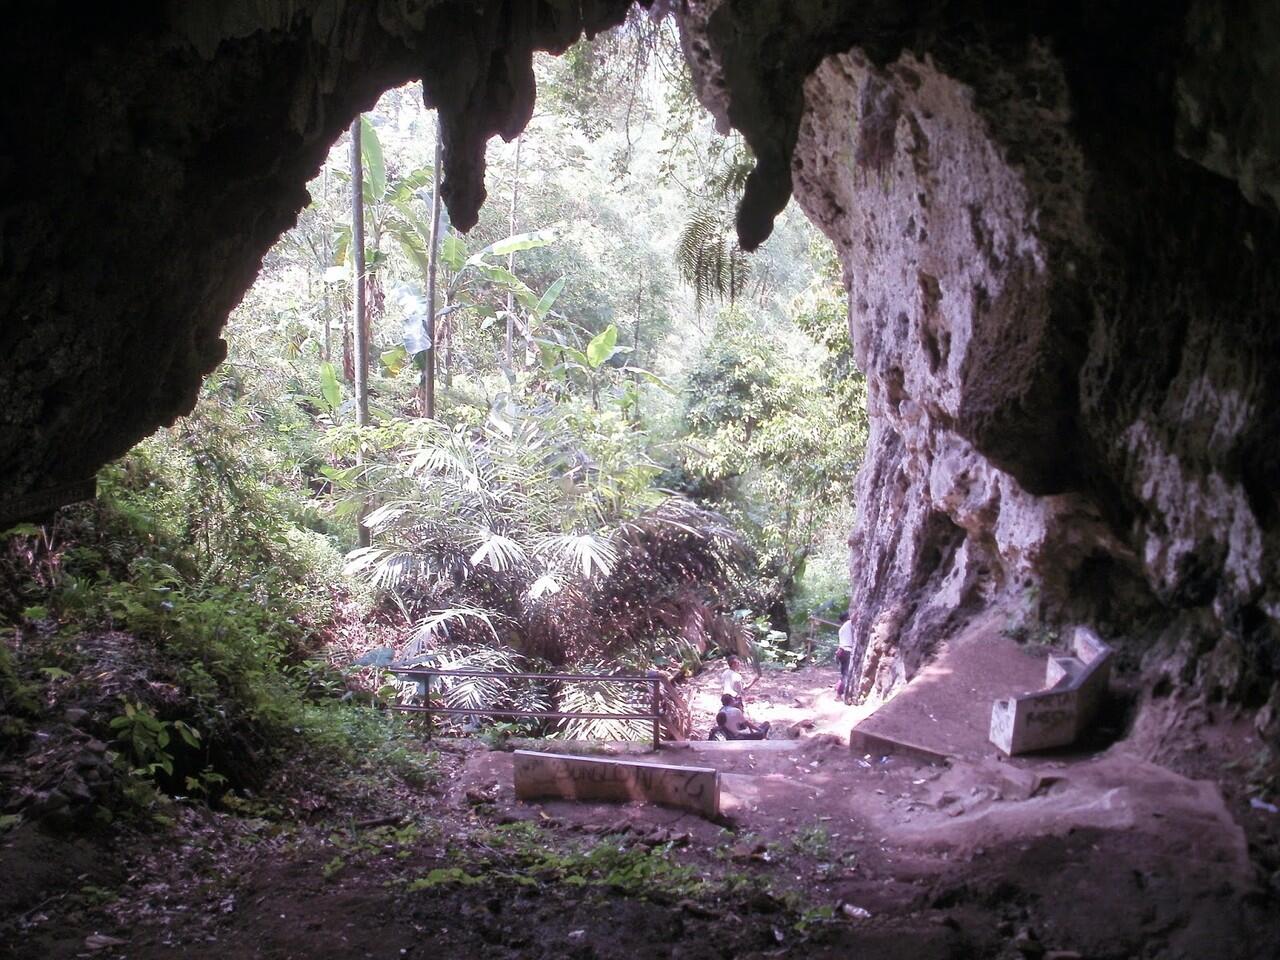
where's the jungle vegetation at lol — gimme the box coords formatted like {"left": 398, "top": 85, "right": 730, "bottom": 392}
{"left": 1, "top": 17, "right": 868, "bottom": 803}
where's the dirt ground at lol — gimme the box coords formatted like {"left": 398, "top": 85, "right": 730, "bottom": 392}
{"left": 682, "top": 661, "right": 874, "bottom": 742}
{"left": 4, "top": 666, "right": 1280, "bottom": 959}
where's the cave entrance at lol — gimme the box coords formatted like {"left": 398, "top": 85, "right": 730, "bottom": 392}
{"left": 116, "top": 21, "right": 865, "bottom": 737}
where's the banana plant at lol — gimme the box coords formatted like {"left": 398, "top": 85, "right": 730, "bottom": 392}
{"left": 537, "top": 323, "right": 671, "bottom": 410}
{"left": 340, "top": 119, "right": 573, "bottom": 384}
{"left": 384, "top": 223, "right": 568, "bottom": 375}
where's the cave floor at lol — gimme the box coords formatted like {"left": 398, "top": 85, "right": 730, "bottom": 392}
{"left": 7, "top": 667, "right": 1280, "bottom": 960}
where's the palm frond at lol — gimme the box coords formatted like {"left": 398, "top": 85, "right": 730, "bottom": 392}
{"left": 534, "top": 532, "right": 618, "bottom": 579}
{"left": 675, "top": 206, "right": 751, "bottom": 310}
{"left": 411, "top": 606, "right": 507, "bottom": 646}
{"left": 398, "top": 644, "right": 552, "bottom": 732}
{"left": 555, "top": 668, "right": 652, "bottom": 741}
{"left": 469, "top": 530, "right": 529, "bottom": 572}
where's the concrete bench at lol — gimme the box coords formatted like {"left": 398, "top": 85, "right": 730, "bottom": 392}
{"left": 512, "top": 750, "right": 720, "bottom": 817}
{"left": 989, "top": 626, "right": 1112, "bottom": 756}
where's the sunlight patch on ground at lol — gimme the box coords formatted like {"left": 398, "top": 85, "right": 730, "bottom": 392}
{"left": 685, "top": 664, "right": 879, "bottom": 742}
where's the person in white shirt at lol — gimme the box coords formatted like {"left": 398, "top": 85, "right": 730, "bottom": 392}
{"left": 835, "top": 612, "right": 855, "bottom": 698}
{"left": 722, "top": 655, "right": 749, "bottom": 708}
{"left": 715, "top": 694, "right": 770, "bottom": 740}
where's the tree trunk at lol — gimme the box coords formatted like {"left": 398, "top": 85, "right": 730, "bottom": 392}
{"left": 504, "top": 134, "right": 522, "bottom": 368}
{"left": 321, "top": 165, "right": 332, "bottom": 362}
{"left": 631, "top": 263, "right": 644, "bottom": 420}
{"left": 422, "top": 118, "right": 444, "bottom": 419}
{"left": 350, "top": 116, "right": 370, "bottom": 548}
{"left": 342, "top": 312, "right": 354, "bottom": 381}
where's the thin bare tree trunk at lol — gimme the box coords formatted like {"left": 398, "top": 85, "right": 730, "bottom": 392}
{"left": 504, "top": 134, "right": 522, "bottom": 368}
{"left": 321, "top": 165, "right": 332, "bottom": 362}
{"left": 422, "top": 118, "right": 444, "bottom": 418}
{"left": 443, "top": 295, "right": 454, "bottom": 389}
{"left": 631, "top": 264, "right": 643, "bottom": 420}
{"left": 350, "top": 116, "right": 370, "bottom": 548}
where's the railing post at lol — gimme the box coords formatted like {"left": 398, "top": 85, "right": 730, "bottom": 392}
{"left": 647, "top": 670, "right": 660, "bottom": 752}
{"left": 423, "top": 670, "right": 434, "bottom": 741}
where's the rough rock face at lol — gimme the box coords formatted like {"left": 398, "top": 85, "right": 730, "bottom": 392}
{"left": 0, "top": 0, "right": 632, "bottom": 522}
{"left": 680, "top": 1, "right": 1280, "bottom": 732}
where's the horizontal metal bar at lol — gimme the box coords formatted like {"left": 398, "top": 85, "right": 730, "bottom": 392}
{"left": 388, "top": 668, "right": 655, "bottom": 684}
{"left": 393, "top": 705, "right": 658, "bottom": 721}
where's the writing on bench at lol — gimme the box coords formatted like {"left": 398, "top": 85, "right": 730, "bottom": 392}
{"left": 512, "top": 750, "right": 720, "bottom": 817}
{"left": 989, "top": 626, "right": 1112, "bottom": 756}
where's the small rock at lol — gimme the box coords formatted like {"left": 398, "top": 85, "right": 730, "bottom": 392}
{"left": 567, "top": 930, "right": 586, "bottom": 941}
{"left": 32, "top": 789, "right": 70, "bottom": 814}
{"left": 677, "top": 899, "right": 718, "bottom": 919}
{"left": 64, "top": 708, "right": 90, "bottom": 727}
{"left": 729, "top": 841, "right": 768, "bottom": 862}
{"left": 1013, "top": 928, "right": 1044, "bottom": 958}
{"left": 85, "top": 739, "right": 108, "bottom": 754}
{"left": 84, "top": 933, "right": 128, "bottom": 951}
{"left": 63, "top": 776, "right": 93, "bottom": 804}
{"left": 841, "top": 903, "right": 871, "bottom": 920}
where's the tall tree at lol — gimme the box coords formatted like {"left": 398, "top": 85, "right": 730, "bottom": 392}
{"left": 504, "top": 134, "right": 522, "bottom": 368}
{"left": 350, "top": 116, "right": 371, "bottom": 547}
{"left": 421, "top": 118, "right": 444, "bottom": 418}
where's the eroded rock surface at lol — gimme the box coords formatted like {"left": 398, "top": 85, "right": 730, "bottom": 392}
{"left": 681, "top": 1, "right": 1280, "bottom": 729}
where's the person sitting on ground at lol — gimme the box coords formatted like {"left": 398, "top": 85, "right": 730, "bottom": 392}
{"left": 722, "top": 654, "right": 756, "bottom": 709}
{"left": 716, "top": 694, "right": 770, "bottom": 740}
{"left": 835, "top": 612, "right": 855, "bottom": 698}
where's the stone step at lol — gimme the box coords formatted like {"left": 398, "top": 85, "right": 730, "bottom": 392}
{"left": 1045, "top": 654, "right": 1086, "bottom": 690}
{"left": 848, "top": 607, "right": 1047, "bottom": 764}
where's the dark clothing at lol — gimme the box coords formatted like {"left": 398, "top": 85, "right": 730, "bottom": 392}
{"left": 716, "top": 708, "right": 770, "bottom": 740}
{"left": 835, "top": 647, "right": 852, "bottom": 694}
{"left": 726, "top": 721, "right": 770, "bottom": 741}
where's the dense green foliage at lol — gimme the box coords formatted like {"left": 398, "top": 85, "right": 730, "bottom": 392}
{"left": 3, "top": 19, "right": 867, "bottom": 759}
{"left": 0, "top": 417, "right": 433, "bottom": 814}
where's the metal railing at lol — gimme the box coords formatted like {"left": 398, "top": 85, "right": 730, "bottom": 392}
{"left": 388, "top": 666, "right": 664, "bottom": 751}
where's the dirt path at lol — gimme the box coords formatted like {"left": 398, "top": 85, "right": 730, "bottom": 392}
{"left": 5, "top": 673, "right": 1280, "bottom": 959}
{"left": 682, "top": 663, "right": 876, "bottom": 742}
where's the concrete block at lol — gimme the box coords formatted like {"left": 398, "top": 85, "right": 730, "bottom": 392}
{"left": 512, "top": 750, "right": 720, "bottom": 817}
{"left": 990, "top": 627, "right": 1112, "bottom": 756}
{"left": 990, "top": 689, "right": 1080, "bottom": 755}
{"left": 1045, "top": 655, "right": 1083, "bottom": 689}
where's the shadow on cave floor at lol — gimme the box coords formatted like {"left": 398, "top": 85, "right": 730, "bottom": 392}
{"left": 8, "top": 714, "right": 1279, "bottom": 960}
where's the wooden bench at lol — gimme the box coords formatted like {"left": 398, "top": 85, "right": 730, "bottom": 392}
{"left": 513, "top": 750, "right": 720, "bottom": 817}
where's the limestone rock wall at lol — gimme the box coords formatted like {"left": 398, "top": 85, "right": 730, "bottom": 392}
{"left": 2, "top": 0, "right": 1279, "bottom": 734}
{"left": 681, "top": 1, "right": 1280, "bottom": 727}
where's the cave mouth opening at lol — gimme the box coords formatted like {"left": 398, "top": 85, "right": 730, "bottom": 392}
{"left": 67, "top": 18, "right": 872, "bottom": 735}
{"left": 5, "top": 3, "right": 1280, "bottom": 956}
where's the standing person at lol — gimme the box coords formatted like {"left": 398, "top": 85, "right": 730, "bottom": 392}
{"left": 722, "top": 654, "right": 751, "bottom": 709}
{"left": 835, "top": 612, "right": 856, "bottom": 699}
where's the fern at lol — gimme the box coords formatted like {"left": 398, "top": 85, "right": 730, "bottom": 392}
{"left": 675, "top": 207, "right": 750, "bottom": 310}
